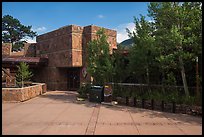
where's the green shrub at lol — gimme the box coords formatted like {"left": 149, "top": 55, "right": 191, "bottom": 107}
{"left": 166, "top": 90, "right": 179, "bottom": 103}
{"left": 131, "top": 88, "right": 141, "bottom": 99}
{"left": 182, "top": 96, "right": 196, "bottom": 106}
{"left": 77, "top": 83, "right": 91, "bottom": 98}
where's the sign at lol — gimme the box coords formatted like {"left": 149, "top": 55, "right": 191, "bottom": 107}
{"left": 104, "top": 85, "right": 113, "bottom": 102}
{"left": 104, "top": 85, "right": 112, "bottom": 96}
{"left": 82, "top": 67, "right": 87, "bottom": 78}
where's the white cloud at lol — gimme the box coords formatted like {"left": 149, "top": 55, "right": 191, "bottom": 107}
{"left": 115, "top": 22, "right": 135, "bottom": 43}
{"left": 21, "top": 37, "right": 36, "bottom": 43}
{"left": 97, "top": 14, "right": 105, "bottom": 19}
{"left": 26, "top": 38, "right": 36, "bottom": 43}
{"left": 32, "top": 26, "right": 47, "bottom": 32}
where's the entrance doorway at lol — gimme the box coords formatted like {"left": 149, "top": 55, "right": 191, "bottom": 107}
{"left": 67, "top": 68, "right": 80, "bottom": 91}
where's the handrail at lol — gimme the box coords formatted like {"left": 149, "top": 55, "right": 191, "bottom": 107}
{"left": 107, "top": 82, "right": 202, "bottom": 89}
{"left": 2, "top": 67, "right": 12, "bottom": 78}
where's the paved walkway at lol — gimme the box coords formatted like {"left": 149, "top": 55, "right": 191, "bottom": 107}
{"left": 2, "top": 91, "right": 202, "bottom": 135}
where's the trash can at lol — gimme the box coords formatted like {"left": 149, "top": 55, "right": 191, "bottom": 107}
{"left": 89, "top": 86, "right": 104, "bottom": 103}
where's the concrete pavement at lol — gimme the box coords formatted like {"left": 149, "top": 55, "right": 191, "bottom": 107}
{"left": 2, "top": 90, "right": 202, "bottom": 135}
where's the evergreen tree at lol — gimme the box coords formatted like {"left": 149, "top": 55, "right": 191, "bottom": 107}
{"left": 2, "top": 15, "right": 37, "bottom": 50}
{"left": 16, "top": 62, "right": 33, "bottom": 87}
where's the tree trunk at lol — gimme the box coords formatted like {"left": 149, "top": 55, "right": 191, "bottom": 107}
{"left": 21, "top": 74, "right": 24, "bottom": 88}
{"left": 146, "top": 67, "right": 150, "bottom": 85}
{"left": 146, "top": 67, "right": 151, "bottom": 93}
{"left": 161, "top": 71, "right": 165, "bottom": 93}
{"left": 179, "top": 56, "right": 189, "bottom": 97}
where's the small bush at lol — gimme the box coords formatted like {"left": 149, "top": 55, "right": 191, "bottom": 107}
{"left": 182, "top": 96, "right": 196, "bottom": 106}
{"left": 77, "top": 83, "right": 91, "bottom": 98}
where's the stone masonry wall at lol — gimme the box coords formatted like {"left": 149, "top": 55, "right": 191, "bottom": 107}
{"left": 32, "top": 67, "right": 68, "bottom": 91}
{"left": 2, "top": 83, "right": 47, "bottom": 102}
{"left": 80, "top": 25, "right": 117, "bottom": 84}
{"left": 35, "top": 24, "right": 117, "bottom": 90}
{"left": 2, "top": 43, "right": 12, "bottom": 57}
{"left": 2, "top": 43, "right": 36, "bottom": 57}
{"left": 24, "top": 43, "right": 36, "bottom": 57}
{"left": 36, "top": 25, "right": 81, "bottom": 67}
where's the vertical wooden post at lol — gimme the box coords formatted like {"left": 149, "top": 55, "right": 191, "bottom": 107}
{"left": 142, "top": 99, "right": 145, "bottom": 108}
{"left": 151, "top": 99, "right": 154, "bottom": 110}
{"left": 134, "top": 97, "right": 137, "bottom": 107}
{"left": 161, "top": 100, "right": 164, "bottom": 111}
{"left": 196, "top": 57, "right": 200, "bottom": 97}
{"left": 126, "top": 97, "right": 129, "bottom": 106}
{"left": 172, "top": 101, "right": 176, "bottom": 113}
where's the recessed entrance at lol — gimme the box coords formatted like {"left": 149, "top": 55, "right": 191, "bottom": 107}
{"left": 67, "top": 68, "right": 80, "bottom": 91}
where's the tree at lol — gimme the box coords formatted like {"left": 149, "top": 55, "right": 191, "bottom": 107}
{"left": 87, "top": 28, "right": 113, "bottom": 85}
{"left": 16, "top": 62, "right": 33, "bottom": 88}
{"left": 148, "top": 2, "right": 202, "bottom": 96}
{"left": 127, "top": 15, "right": 156, "bottom": 84}
{"left": 112, "top": 44, "right": 129, "bottom": 83}
{"left": 2, "top": 15, "right": 37, "bottom": 50}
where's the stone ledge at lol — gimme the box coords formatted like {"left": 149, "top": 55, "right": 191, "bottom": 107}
{"left": 2, "top": 83, "right": 47, "bottom": 102}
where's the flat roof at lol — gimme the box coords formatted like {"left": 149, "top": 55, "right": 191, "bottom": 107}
{"left": 2, "top": 56, "right": 48, "bottom": 67}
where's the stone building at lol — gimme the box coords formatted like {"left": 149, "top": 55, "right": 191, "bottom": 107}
{"left": 2, "top": 25, "right": 117, "bottom": 91}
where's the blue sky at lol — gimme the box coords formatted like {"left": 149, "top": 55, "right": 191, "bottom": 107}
{"left": 2, "top": 2, "right": 150, "bottom": 43}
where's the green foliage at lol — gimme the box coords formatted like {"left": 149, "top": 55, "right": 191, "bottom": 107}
{"left": 16, "top": 62, "right": 33, "bottom": 87}
{"left": 112, "top": 45, "right": 129, "bottom": 83}
{"left": 163, "top": 72, "right": 177, "bottom": 86}
{"left": 12, "top": 41, "right": 26, "bottom": 51}
{"left": 77, "top": 83, "right": 91, "bottom": 98}
{"left": 87, "top": 28, "right": 113, "bottom": 85}
{"left": 147, "top": 2, "right": 202, "bottom": 96}
{"left": 166, "top": 90, "right": 179, "bottom": 103}
{"left": 150, "top": 90, "right": 165, "bottom": 101}
{"left": 127, "top": 15, "right": 157, "bottom": 84}
{"left": 112, "top": 84, "right": 201, "bottom": 106}
{"left": 2, "top": 15, "right": 37, "bottom": 44}
{"left": 181, "top": 96, "right": 196, "bottom": 106}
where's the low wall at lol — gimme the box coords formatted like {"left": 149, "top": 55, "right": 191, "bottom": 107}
{"left": 2, "top": 83, "right": 47, "bottom": 102}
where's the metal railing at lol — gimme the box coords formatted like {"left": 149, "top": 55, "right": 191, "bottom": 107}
{"left": 106, "top": 82, "right": 202, "bottom": 105}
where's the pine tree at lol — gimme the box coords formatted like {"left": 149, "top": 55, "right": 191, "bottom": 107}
{"left": 16, "top": 62, "right": 33, "bottom": 87}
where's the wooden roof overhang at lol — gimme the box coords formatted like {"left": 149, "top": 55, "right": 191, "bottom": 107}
{"left": 2, "top": 56, "right": 48, "bottom": 68}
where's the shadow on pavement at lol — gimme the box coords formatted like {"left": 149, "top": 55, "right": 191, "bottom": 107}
{"left": 37, "top": 90, "right": 202, "bottom": 126}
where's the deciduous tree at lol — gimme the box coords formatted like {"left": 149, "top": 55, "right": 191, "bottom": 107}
{"left": 87, "top": 28, "right": 113, "bottom": 85}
